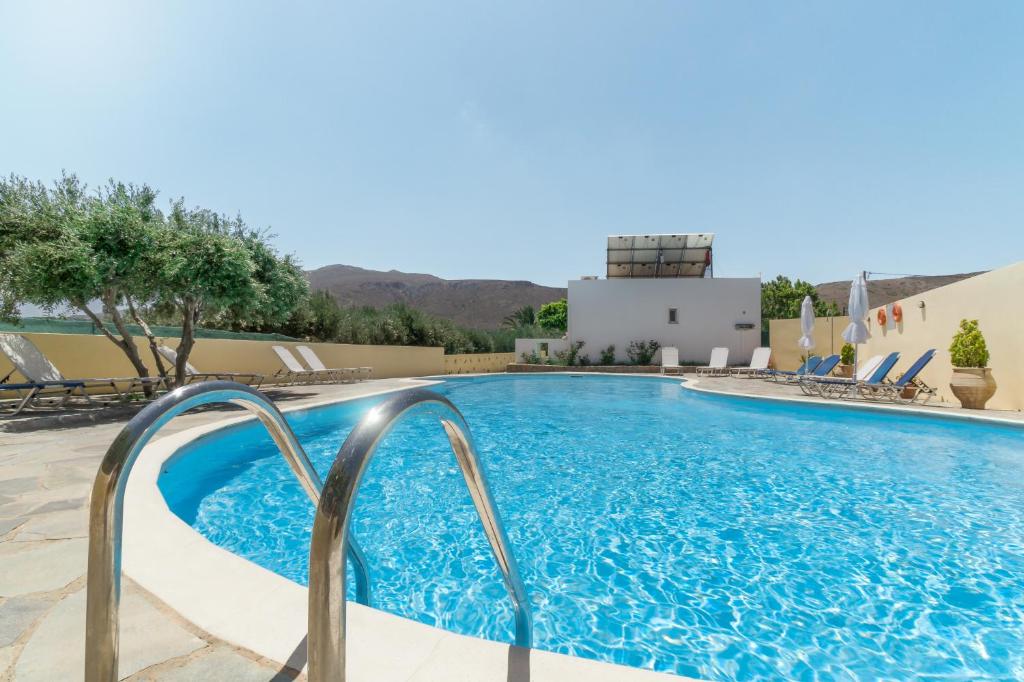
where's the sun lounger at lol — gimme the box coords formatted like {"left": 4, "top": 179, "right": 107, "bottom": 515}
{"left": 660, "top": 347, "right": 681, "bottom": 375}
{"left": 157, "top": 345, "right": 263, "bottom": 388}
{"left": 861, "top": 349, "right": 937, "bottom": 404}
{"left": 803, "top": 352, "right": 900, "bottom": 399}
{"left": 0, "top": 333, "right": 163, "bottom": 407}
{"left": 272, "top": 345, "right": 335, "bottom": 385}
{"left": 696, "top": 347, "right": 730, "bottom": 377}
{"left": 731, "top": 347, "right": 772, "bottom": 377}
{"left": 296, "top": 346, "right": 370, "bottom": 383}
{"left": 797, "top": 354, "right": 883, "bottom": 394}
{"left": 0, "top": 380, "right": 83, "bottom": 417}
{"left": 782, "top": 352, "right": 839, "bottom": 385}
{"left": 763, "top": 356, "right": 821, "bottom": 382}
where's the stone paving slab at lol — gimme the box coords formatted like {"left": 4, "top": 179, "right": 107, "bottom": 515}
{"left": 0, "top": 539, "right": 87, "bottom": 596}
{"left": 134, "top": 647, "right": 283, "bottom": 682}
{"left": 13, "top": 586, "right": 205, "bottom": 681}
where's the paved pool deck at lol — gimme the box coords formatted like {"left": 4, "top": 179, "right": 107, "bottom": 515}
{"left": 0, "top": 373, "right": 1019, "bottom": 680}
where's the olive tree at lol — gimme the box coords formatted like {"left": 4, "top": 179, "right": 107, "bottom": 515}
{"left": 1, "top": 174, "right": 310, "bottom": 390}
{"left": 1, "top": 174, "right": 165, "bottom": 393}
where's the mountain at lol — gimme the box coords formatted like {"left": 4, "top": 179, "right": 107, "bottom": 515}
{"left": 306, "top": 264, "right": 567, "bottom": 329}
{"left": 815, "top": 272, "right": 985, "bottom": 312}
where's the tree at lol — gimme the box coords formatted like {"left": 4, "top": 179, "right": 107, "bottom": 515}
{"left": 760, "top": 275, "right": 839, "bottom": 331}
{"left": 0, "top": 174, "right": 310, "bottom": 391}
{"left": 537, "top": 299, "right": 567, "bottom": 333}
{"left": 1, "top": 174, "right": 166, "bottom": 394}
{"left": 153, "top": 202, "right": 262, "bottom": 386}
{"left": 503, "top": 305, "right": 536, "bottom": 328}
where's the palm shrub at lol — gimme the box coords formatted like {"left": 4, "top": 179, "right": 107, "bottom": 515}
{"left": 949, "top": 319, "right": 990, "bottom": 368}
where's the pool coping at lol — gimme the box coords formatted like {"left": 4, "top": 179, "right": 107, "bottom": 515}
{"left": 679, "top": 376, "right": 1024, "bottom": 429}
{"left": 122, "top": 377, "right": 685, "bottom": 681}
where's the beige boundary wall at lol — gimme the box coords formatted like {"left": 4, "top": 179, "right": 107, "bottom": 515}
{"left": 769, "top": 316, "right": 850, "bottom": 373}
{"left": 0, "top": 332, "right": 445, "bottom": 385}
{"left": 770, "top": 262, "right": 1024, "bottom": 412}
{"left": 443, "top": 353, "right": 515, "bottom": 375}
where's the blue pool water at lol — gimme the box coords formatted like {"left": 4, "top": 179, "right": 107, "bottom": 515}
{"left": 159, "top": 375, "right": 1024, "bottom": 680}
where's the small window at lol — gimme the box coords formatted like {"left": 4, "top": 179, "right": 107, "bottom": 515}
{"left": 539, "top": 342, "right": 549, "bottom": 356}
{"left": 668, "top": 308, "right": 678, "bottom": 324}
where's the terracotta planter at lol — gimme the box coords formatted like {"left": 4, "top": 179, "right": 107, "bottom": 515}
{"left": 949, "top": 367, "right": 996, "bottom": 409}
{"left": 838, "top": 365, "right": 853, "bottom": 378}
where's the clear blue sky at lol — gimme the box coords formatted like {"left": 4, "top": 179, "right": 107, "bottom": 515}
{"left": 2, "top": 1, "right": 1022, "bottom": 287}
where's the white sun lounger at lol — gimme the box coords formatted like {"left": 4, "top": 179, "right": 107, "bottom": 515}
{"left": 0, "top": 332, "right": 164, "bottom": 404}
{"left": 731, "top": 347, "right": 772, "bottom": 377}
{"left": 157, "top": 345, "right": 263, "bottom": 388}
{"left": 696, "top": 347, "right": 730, "bottom": 377}
{"left": 272, "top": 345, "right": 335, "bottom": 385}
{"left": 660, "top": 346, "right": 681, "bottom": 375}
{"left": 296, "top": 345, "right": 371, "bottom": 383}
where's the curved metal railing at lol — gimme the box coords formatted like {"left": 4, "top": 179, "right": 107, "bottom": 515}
{"left": 307, "top": 388, "right": 533, "bottom": 681}
{"left": 84, "top": 381, "right": 371, "bottom": 682}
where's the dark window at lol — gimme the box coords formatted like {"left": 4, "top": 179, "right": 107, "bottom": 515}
{"left": 668, "top": 308, "right": 678, "bottom": 324}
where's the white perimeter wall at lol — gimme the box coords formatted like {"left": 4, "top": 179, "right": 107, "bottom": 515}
{"left": 514, "top": 337, "right": 569, "bottom": 361}
{"left": 567, "top": 278, "right": 761, "bottom": 364}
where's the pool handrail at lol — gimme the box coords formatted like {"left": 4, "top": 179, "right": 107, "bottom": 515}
{"left": 84, "top": 380, "right": 371, "bottom": 682}
{"left": 307, "top": 388, "right": 533, "bottom": 682}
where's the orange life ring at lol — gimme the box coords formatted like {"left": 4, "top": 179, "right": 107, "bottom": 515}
{"left": 877, "top": 308, "right": 887, "bottom": 325}
{"left": 891, "top": 302, "right": 903, "bottom": 323}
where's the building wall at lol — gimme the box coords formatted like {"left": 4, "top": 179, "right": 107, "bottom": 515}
{"left": 567, "top": 278, "right": 761, "bottom": 365}
{"left": 513, "top": 338, "right": 569, "bottom": 362}
{"left": 769, "top": 316, "right": 850, "bottom": 371}
{"left": 444, "top": 353, "right": 516, "bottom": 374}
{"left": 769, "top": 261, "right": 1024, "bottom": 411}
{"left": 0, "top": 333, "right": 445, "bottom": 387}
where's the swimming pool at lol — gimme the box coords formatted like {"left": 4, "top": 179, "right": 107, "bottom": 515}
{"left": 158, "top": 375, "right": 1024, "bottom": 680}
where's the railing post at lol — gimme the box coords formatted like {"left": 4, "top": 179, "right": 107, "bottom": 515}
{"left": 307, "top": 389, "right": 532, "bottom": 682}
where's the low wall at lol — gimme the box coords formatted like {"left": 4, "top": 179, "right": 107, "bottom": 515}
{"left": 770, "top": 262, "right": 1024, "bottom": 411}
{"left": 0, "top": 332, "right": 445, "bottom": 387}
{"left": 514, "top": 338, "right": 569, "bottom": 362}
{"left": 444, "top": 353, "right": 516, "bottom": 375}
{"left": 769, "top": 316, "right": 850, "bottom": 372}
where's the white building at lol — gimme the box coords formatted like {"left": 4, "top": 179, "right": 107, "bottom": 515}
{"left": 516, "top": 234, "right": 761, "bottom": 365}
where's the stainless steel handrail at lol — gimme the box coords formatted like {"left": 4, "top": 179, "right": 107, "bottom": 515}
{"left": 307, "top": 388, "right": 533, "bottom": 681}
{"left": 84, "top": 381, "right": 371, "bottom": 682}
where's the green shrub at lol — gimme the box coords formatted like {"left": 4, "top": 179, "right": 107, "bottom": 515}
{"left": 840, "top": 343, "right": 855, "bottom": 365}
{"left": 949, "top": 319, "right": 990, "bottom": 368}
{"left": 599, "top": 345, "right": 616, "bottom": 365}
{"left": 520, "top": 350, "right": 541, "bottom": 364}
{"left": 626, "top": 340, "right": 660, "bottom": 365}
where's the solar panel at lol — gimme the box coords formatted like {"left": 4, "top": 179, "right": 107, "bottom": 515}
{"left": 606, "top": 234, "right": 715, "bottom": 278}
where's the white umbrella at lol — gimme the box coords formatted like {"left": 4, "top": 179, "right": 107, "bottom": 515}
{"left": 841, "top": 272, "right": 871, "bottom": 382}
{"left": 797, "top": 295, "right": 816, "bottom": 366}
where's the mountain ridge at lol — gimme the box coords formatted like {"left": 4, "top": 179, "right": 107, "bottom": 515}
{"left": 306, "top": 264, "right": 567, "bottom": 329}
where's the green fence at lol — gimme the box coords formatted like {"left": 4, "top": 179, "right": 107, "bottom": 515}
{"left": 0, "top": 317, "right": 296, "bottom": 342}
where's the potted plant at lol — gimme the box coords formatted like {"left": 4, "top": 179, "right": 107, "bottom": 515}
{"left": 948, "top": 319, "right": 996, "bottom": 409}
{"left": 838, "top": 343, "right": 855, "bottom": 378}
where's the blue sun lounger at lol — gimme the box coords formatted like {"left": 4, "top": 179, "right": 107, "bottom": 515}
{"left": 803, "top": 352, "right": 900, "bottom": 399}
{"left": 860, "top": 349, "right": 937, "bottom": 404}
{"left": 785, "top": 354, "right": 840, "bottom": 386}
{"left": 764, "top": 355, "right": 821, "bottom": 382}
{"left": 0, "top": 380, "right": 85, "bottom": 417}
